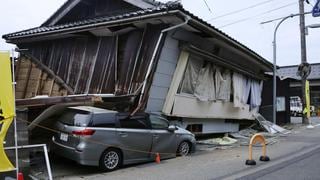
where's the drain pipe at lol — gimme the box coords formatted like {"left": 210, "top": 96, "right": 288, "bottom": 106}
{"left": 131, "top": 15, "right": 191, "bottom": 115}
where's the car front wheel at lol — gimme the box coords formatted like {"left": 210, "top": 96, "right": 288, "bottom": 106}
{"left": 177, "top": 141, "right": 190, "bottom": 156}
{"left": 99, "top": 148, "right": 122, "bottom": 171}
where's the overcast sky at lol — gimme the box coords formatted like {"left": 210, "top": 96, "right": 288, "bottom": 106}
{"left": 0, "top": 0, "right": 319, "bottom": 66}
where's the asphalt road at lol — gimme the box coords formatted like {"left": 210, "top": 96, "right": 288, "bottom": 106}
{"left": 238, "top": 146, "right": 320, "bottom": 180}
{"left": 45, "top": 117, "right": 320, "bottom": 180}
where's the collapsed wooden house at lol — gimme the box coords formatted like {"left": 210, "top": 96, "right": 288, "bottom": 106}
{"left": 3, "top": 0, "right": 273, "bottom": 134}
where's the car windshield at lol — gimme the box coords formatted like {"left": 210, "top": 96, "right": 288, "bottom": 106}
{"left": 58, "top": 109, "right": 91, "bottom": 127}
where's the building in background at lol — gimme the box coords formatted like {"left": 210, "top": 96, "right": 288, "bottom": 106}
{"left": 260, "top": 75, "right": 293, "bottom": 125}
{"left": 278, "top": 63, "right": 320, "bottom": 115}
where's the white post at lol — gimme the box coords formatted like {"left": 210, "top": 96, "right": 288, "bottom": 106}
{"left": 43, "top": 145, "right": 53, "bottom": 180}
{"left": 11, "top": 49, "right": 19, "bottom": 178}
{"left": 4, "top": 144, "right": 53, "bottom": 180}
{"left": 262, "top": 13, "right": 304, "bottom": 124}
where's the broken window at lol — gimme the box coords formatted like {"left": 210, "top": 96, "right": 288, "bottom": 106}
{"left": 233, "top": 72, "right": 263, "bottom": 109}
{"left": 179, "top": 55, "right": 232, "bottom": 102}
{"left": 179, "top": 53, "right": 262, "bottom": 109}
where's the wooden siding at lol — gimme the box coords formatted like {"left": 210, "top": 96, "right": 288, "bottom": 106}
{"left": 15, "top": 24, "right": 163, "bottom": 103}
{"left": 15, "top": 57, "right": 68, "bottom": 99}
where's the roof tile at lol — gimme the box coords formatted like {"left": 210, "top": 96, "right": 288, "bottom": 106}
{"left": 2, "top": 1, "right": 271, "bottom": 68}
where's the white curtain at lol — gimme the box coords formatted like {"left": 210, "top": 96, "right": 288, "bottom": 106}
{"left": 233, "top": 72, "right": 252, "bottom": 108}
{"left": 180, "top": 58, "right": 203, "bottom": 94}
{"left": 194, "top": 64, "right": 216, "bottom": 101}
{"left": 215, "top": 68, "right": 231, "bottom": 102}
{"left": 233, "top": 72, "right": 243, "bottom": 107}
{"left": 250, "top": 80, "right": 263, "bottom": 109}
{"left": 180, "top": 57, "right": 264, "bottom": 106}
{"left": 241, "top": 78, "right": 251, "bottom": 105}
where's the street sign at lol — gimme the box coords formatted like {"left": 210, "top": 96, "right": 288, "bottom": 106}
{"left": 297, "top": 62, "right": 311, "bottom": 79}
{"left": 312, "top": 0, "right": 320, "bottom": 17}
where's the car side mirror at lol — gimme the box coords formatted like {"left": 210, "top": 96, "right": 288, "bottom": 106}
{"left": 168, "top": 125, "right": 177, "bottom": 132}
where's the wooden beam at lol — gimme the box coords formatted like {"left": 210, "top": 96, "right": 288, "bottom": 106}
{"left": 24, "top": 64, "right": 42, "bottom": 98}
{"left": 23, "top": 59, "right": 33, "bottom": 98}
{"left": 22, "top": 53, "right": 75, "bottom": 94}
{"left": 162, "top": 50, "right": 189, "bottom": 115}
{"left": 16, "top": 95, "right": 102, "bottom": 108}
{"left": 15, "top": 94, "right": 136, "bottom": 108}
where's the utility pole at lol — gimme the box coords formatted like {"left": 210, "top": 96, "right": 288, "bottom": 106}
{"left": 298, "top": 0, "right": 308, "bottom": 124}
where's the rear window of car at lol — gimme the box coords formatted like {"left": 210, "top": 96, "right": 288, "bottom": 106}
{"left": 58, "top": 109, "right": 91, "bottom": 127}
{"left": 92, "top": 113, "right": 116, "bottom": 128}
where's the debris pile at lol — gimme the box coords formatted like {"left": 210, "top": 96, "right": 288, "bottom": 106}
{"left": 253, "top": 113, "right": 291, "bottom": 135}
{"left": 197, "top": 136, "right": 239, "bottom": 150}
{"left": 197, "top": 113, "right": 291, "bottom": 149}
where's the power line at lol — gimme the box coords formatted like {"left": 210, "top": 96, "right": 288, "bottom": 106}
{"left": 207, "top": 0, "right": 276, "bottom": 22}
{"left": 219, "top": 2, "right": 296, "bottom": 28}
{"left": 202, "top": 0, "right": 213, "bottom": 13}
{"left": 260, "top": 11, "right": 312, "bottom": 25}
{"left": 218, "top": 2, "right": 297, "bottom": 28}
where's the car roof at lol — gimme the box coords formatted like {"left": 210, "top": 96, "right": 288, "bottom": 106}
{"left": 68, "top": 106, "right": 117, "bottom": 114}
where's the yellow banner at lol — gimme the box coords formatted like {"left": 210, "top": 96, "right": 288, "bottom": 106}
{"left": 0, "top": 51, "right": 15, "bottom": 172}
{"left": 306, "top": 80, "right": 310, "bottom": 118}
{"left": 0, "top": 118, "right": 14, "bottom": 172}
{"left": 0, "top": 52, "right": 15, "bottom": 118}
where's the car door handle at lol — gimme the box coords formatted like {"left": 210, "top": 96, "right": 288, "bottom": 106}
{"left": 153, "top": 134, "right": 159, "bottom": 139}
{"left": 118, "top": 132, "right": 128, "bottom": 137}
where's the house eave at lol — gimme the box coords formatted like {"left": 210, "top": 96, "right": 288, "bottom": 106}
{"left": 4, "top": 10, "right": 182, "bottom": 43}
{"left": 4, "top": 8, "right": 272, "bottom": 72}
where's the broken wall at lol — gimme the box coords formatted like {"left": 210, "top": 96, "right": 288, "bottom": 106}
{"left": 17, "top": 24, "right": 164, "bottom": 102}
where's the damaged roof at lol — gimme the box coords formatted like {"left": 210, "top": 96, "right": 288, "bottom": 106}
{"left": 41, "top": 0, "right": 164, "bottom": 26}
{"left": 2, "top": 0, "right": 272, "bottom": 69}
{"left": 3, "top": 2, "right": 181, "bottom": 40}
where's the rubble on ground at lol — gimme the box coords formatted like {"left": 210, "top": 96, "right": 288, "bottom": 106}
{"left": 197, "top": 113, "right": 292, "bottom": 150}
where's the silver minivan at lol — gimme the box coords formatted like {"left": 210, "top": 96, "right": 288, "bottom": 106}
{"left": 52, "top": 106, "right": 196, "bottom": 171}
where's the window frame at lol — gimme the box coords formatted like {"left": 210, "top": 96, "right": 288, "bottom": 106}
{"left": 149, "top": 114, "right": 170, "bottom": 130}
{"left": 116, "top": 113, "right": 151, "bottom": 129}
{"left": 91, "top": 113, "right": 117, "bottom": 128}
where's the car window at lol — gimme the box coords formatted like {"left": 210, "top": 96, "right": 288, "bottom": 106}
{"left": 92, "top": 113, "right": 116, "bottom": 128}
{"left": 59, "top": 109, "right": 91, "bottom": 127}
{"left": 119, "top": 116, "right": 149, "bottom": 129}
{"left": 149, "top": 115, "right": 169, "bottom": 129}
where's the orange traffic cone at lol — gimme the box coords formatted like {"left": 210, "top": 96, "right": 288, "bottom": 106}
{"left": 155, "top": 153, "right": 160, "bottom": 164}
{"left": 18, "top": 172, "right": 24, "bottom": 180}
